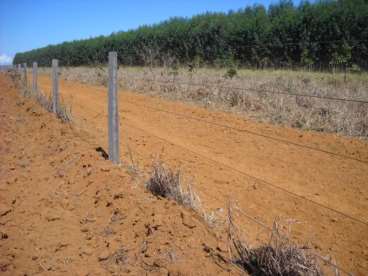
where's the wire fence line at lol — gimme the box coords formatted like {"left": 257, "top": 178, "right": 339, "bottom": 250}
{"left": 15, "top": 59, "right": 368, "bottom": 225}
{"left": 145, "top": 78, "right": 368, "bottom": 104}
{"left": 12, "top": 56, "right": 367, "bottom": 275}
{"left": 60, "top": 89, "right": 368, "bottom": 227}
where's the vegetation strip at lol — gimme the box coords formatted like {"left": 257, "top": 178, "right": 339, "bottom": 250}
{"left": 13, "top": 0, "right": 368, "bottom": 71}
{"left": 150, "top": 79, "right": 368, "bottom": 104}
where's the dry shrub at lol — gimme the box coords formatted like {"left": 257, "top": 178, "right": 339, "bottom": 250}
{"left": 138, "top": 158, "right": 220, "bottom": 227}
{"left": 145, "top": 160, "right": 200, "bottom": 211}
{"left": 228, "top": 206, "right": 322, "bottom": 276}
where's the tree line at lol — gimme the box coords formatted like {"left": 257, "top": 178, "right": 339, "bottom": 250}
{"left": 13, "top": 0, "right": 368, "bottom": 71}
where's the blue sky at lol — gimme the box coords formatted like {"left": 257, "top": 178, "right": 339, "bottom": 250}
{"left": 0, "top": 0, "right": 301, "bottom": 64}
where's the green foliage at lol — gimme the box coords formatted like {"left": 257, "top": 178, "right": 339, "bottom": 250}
{"left": 330, "top": 41, "right": 352, "bottom": 67}
{"left": 225, "top": 68, "right": 238, "bottom": 79}
{"left": 349, "top": 63, "right": 362, "bottom": 73}
{"left": 13, "top": 0, "right": 368, "bottom": 70}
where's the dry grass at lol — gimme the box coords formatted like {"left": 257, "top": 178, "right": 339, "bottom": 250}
{"left": 227, "top": 205, "right": 323, "bottom": 276}
{"left": 41, "top": 66, "right": 368, "bottom": 138}
{"left": 145, "top": 160, "right": 201, "bottom": 211}
{"left": 11, "top": 70, "right": 72, "bottom": 123}
{"left": 144, "top": 160, "right": 222, "bottom": 228}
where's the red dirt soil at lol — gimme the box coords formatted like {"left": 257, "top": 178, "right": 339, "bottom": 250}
{"left": 1, "top": 71, "right": 368, "bottom": 275}
{"left": 0, "top": 73, "right": 240, "bottom": 275}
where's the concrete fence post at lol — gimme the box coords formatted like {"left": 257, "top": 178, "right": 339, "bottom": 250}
{"left": 52, "top": 59, "right": 59, "bottom": 113}
{"left": 23, "top": 63, "right": 27, "bottom": 87}
{"left": 108, "top": 51, "right": 120, "bottom": 164}
{"left": 32, "top": 62, "right": 38, "bottom": 91}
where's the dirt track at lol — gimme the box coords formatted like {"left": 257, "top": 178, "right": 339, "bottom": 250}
{"left": 2, "top": 72, "right": 368, "bottom": 274}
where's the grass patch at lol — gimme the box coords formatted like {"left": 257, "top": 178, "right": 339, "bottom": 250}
{"left": 145, "top": 160, "right": 201, "bottom": 211}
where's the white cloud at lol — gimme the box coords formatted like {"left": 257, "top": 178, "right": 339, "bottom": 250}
{"left": 0, "top": 54, "right": 13, "bottom": 65}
